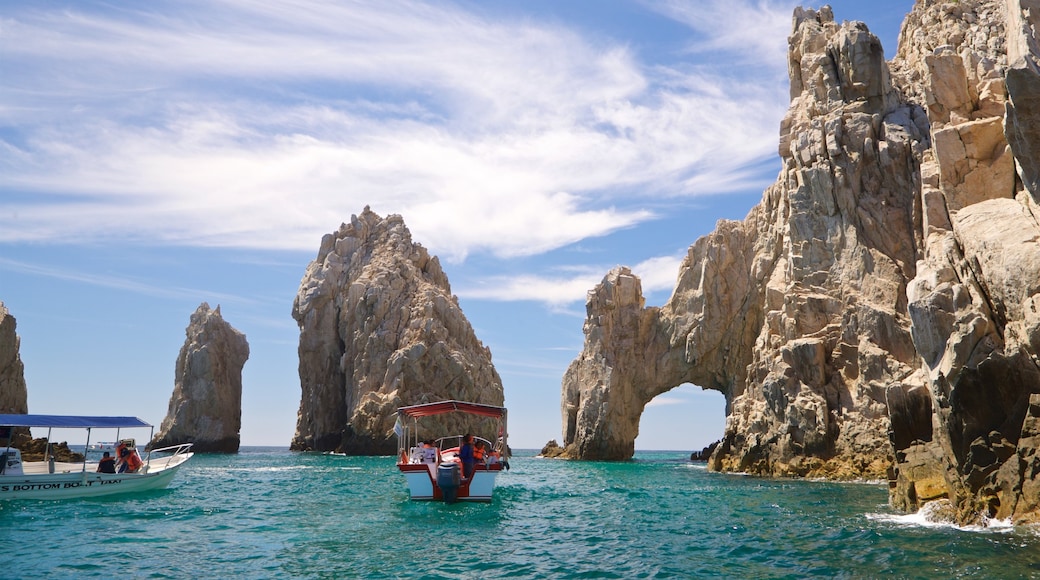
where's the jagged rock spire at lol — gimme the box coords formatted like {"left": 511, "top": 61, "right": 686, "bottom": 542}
{"left": 291, "top": 207, "right": 503, "bottom": 454}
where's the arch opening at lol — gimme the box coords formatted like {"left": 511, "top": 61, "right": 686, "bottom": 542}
{"left": 635, "top": 383, "right": 725, "bottom": 453}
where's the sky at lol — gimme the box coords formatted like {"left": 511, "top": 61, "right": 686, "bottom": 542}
{"left": 0, "top": 0, "right": 914, "bottom": 450}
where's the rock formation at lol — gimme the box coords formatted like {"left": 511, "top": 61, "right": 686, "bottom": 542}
{"left": 889, "top": 0, "right": 1040, "bottom": 526}
{"left": 291, "top": 206, "right": 504, "bottom": 454}
{"left": 561, "top": 2, "right": 1040, "bottom": 525}
{"left": 151, "top": 303, "right": 249, "bottom": 453}
{"left": 0, "top": 302, "right": 28, "bottom": 416}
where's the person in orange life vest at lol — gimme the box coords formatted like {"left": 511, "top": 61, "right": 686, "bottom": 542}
{"left": 114, "top": 442, "right": 128, "bottom": 471}
{"left": 97, "top": 451, "right": 116, "bottom": 473}
{"left": 117, "top": 443, "right": 143, "bottom": 473}
{"left": 473, "top": 441, "right": 486, "bottom": 464}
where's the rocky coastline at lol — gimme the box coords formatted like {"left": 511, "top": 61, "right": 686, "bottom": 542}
{"left": 557, "top": 1, "right": 1040, "bottom": 526}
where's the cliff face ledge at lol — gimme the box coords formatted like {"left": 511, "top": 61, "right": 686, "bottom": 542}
{"left": 0, "top": 301, "right": 28, "bottom": 416}
{"left": 561, "top": 1, "right": 1040, "bottom": 525}
{"left": 151, "top": 302, "right": 249, "bottom": 453}
{"left": 291, "top": 207, "right": 503, "bottom": 454}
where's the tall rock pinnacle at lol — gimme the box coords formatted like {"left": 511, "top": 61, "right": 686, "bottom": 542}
{"left": 0, "top": 301, "right": 28, "bottom": 415}
{"left": 151, "top": 303, "right": 249, "bottom": 453}
{"left": 291, "top": 207, "right": 503, "bottom": 454}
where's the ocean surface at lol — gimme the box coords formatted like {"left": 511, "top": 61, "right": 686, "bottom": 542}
{"left": 1, "top": 448, "right": 1038, "bottom": 579}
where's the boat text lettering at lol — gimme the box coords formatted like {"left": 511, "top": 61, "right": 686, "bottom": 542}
{"left": 0, "top": 479, "right": 122, "bottom": 492}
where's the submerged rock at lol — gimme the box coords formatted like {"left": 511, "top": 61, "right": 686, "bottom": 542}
{"left": 291, "top": 207, "right": 503, "bottom": 454}
{"left": 538, "top": 439, "right": 567, "bottom": 458}
{"left": 690, "top": 441, "right": 720, "bottom": 462}
{"left": 151, "top": 303, "right": 249, "bottom": 453}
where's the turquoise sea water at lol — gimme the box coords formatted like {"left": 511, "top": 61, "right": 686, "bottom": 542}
{"left": 1, "top": 448, "right": 1038, "bottom": 579}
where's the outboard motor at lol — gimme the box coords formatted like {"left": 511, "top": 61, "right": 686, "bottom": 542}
{"left": 437, "top": 463, "right": 461, "bottom": 503}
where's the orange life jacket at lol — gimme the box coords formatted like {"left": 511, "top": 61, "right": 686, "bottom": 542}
{"left": 124, "top": 450, "right": 143, "bottom": 472}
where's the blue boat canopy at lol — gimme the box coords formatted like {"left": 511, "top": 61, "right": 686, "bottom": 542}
{"left": 0, "top": 415, "right": 151, "bottom": 429}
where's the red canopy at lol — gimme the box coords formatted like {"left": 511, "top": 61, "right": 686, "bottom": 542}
{"left": 397, "top": 400, "right": 506, "bottom": 419}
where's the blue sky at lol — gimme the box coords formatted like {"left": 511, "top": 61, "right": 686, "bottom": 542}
{"left": 1, "top": 0, "right": 913, "bottom": 450}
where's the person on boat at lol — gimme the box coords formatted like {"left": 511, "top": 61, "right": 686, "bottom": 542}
{"left": 459, "top": 434, "right": 476, "bottom": 480}
{"left": 473, "top": 441, "right": 486, "bottom": 464}
{"left": 97, "top": 451, "right": 116, "bottom": 474}
{"left": 116, "top": 443, "right": 143, "bottom": 473}
{"left": 115, "top": 441, "right": 127, "bottom": 470}
{"left": 421, "top": 440, "right": 440, "bottom": 464}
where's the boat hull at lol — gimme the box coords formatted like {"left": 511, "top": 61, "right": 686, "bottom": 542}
{"left": 399, "top": 463, "right": 502, "bottom": 502}
{"left": 0, "top": 454, "right": 192, "bottom": 500}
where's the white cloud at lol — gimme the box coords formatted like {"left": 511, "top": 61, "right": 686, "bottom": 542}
{"left": 0, "top": 0, "right": 791, "bottom": 261}
{"left": 456, "top": 252, "right": 686, "bottom": 307}
{"left": 649, "top": 0, "right": 797, "bottom": 64}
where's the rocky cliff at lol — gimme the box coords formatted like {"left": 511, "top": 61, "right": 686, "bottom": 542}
{"left": 561, "top": 1, "right": 1040, "bottom": 525}
{"left": 291, "top": 207, "right": 504, "bottom": 454}
{"left": 151, "top": 303, "right": 249, "bottom": 453}
{"left": 0, "top": 302, "right": 28, "bottom": 415}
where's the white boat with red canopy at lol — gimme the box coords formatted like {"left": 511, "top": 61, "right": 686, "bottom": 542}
{"left": 396, "top": 400, "right": 509, "bottom": 502}
{"left": 0, "top": 414, "right": 193, "bottom": 500}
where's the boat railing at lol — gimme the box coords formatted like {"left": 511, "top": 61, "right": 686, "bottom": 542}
{"left": 144, "top": 443, "right": 193, "bottom": 471}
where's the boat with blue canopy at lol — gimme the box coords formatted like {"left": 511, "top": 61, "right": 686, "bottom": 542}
{"left": 0, "top": 414, "right": 193, "bottom": 500}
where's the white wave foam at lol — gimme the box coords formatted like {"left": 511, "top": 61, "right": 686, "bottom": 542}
{"left": 866, "top": 502, "right": 1014, "bottom": 534}
{"left": 201, "top": 465, "right": 364, "bottom": 474}
{"left": 221, "top": 466, "right": 311, "bottom": 473}
{"left": 680, "top": 463, "right": 708, "bottom": 470}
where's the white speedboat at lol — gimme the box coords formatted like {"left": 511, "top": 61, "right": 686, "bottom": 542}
{"left": 395, "top": 400, "right": 509, "bottom": 503}
{"left": 86, "top": 441, "right": 117, "bottom": 452}
{"left": 0, "top": 414, "right": 193, "bottom": 500}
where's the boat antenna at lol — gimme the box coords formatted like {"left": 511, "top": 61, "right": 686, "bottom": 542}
{"left": 0, "top": 425, "right": 10, "bottom": 475}
{"left": 83, "top": 427, "right": 92, "bottom": 474}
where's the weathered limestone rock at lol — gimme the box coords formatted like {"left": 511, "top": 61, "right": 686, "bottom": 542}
{"left": 291, "top": 207, "right": 503, "bottom": 454}
{"left": 562, "top": 267, "right": 675, "bottom": 460}
{"left": 892, "top": 0, "right": 1040, "bottom": 526}
{"left": 561, "top": 8, "right": 922, "bottom": 483}
{"left": 0, "top": 302, "right": 28, "bottom": 416}
{"left": 561, "top": 1, "right": 1040, "bottom": 525}
{"left": 1004, "top": 0, "right": 1040, "bottom": 202}
{"left": 151, "top": 303, "right": 249, "bottom": 453}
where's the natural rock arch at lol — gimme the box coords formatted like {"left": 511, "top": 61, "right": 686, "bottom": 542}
{"left": 560, "top": 8, "right": 923, "bottom": 476}
{"left": 560, "top": 2, "right": 1040, "bottom": 526}
{"left": 561, "top": 223, "right": 761, "bottom": 461}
